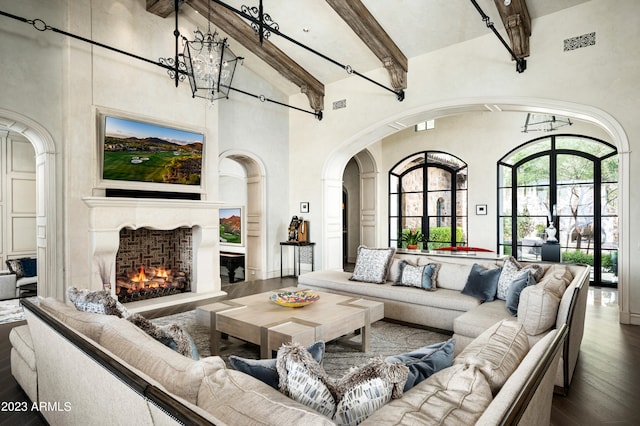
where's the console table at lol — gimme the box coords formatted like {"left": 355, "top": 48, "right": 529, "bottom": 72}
{"left": 220, "top": 252, "right": 245, "bottom": 283}
{"left": 280, "top": 241, "right": 315, "bottom": 278}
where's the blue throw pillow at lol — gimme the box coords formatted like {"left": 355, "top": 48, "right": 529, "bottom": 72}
{"left": 505, "top": 270, "right": 537, "bottom": 315}
{"left": 230, "top": 341, "right": 325, "bottom": 389}
{"left": 461, "top": 264, "right": 502, "bottom": 302}
{"left": 20, "top": 258, "right": 37, "bottom": 278}
{"left": 386, "top": 339, "right": 455, "bottom": 392}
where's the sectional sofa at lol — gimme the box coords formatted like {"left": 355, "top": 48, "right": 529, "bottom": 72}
{"left": 298, "top": 250, "right": 590, "bottom": 395}
{"left": 12, "top": 288, "right": 567, "bottom": 425}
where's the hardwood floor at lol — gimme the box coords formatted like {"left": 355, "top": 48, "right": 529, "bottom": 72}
{"left": 1, "top": 280, "right": 638, "bottom": 425}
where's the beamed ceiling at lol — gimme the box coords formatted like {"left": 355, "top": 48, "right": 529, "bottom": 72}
{"left": 146, "top": 0, "right": 591, "bottom": 112}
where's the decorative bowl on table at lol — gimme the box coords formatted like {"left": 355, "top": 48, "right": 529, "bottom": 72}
{"left": 269, "top": 290, "right": 320, "bottom": 308}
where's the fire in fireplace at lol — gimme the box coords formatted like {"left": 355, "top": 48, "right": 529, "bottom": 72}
{"left": 116, "top": 264, "right": 189, "bottom": 303}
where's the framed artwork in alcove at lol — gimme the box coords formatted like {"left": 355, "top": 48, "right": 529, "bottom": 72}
{"left": 219, "top": 207, "right": 243, "bottom": 246}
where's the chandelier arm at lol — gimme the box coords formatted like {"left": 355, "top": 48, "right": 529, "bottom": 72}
{"left": 209, "top": 0, "right": 403, "bottom": 101}
{"left": 469, "top": 0, "right": 527, "bottom": 73}
{"left": 173, "top": 0, "right": 180, "bottom": 87}
{"left": 226, "top": 86, "right": 322, "bottom": 120}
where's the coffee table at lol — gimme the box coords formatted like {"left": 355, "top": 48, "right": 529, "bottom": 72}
{"left": 196, "top": 287, "right": 384, "bottom": 359}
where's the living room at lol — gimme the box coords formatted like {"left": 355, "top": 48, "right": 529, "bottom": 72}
{"left": 1, "top": 0, "right": 639, "bottom": 424}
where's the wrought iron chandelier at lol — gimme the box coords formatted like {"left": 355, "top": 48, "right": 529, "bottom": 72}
{"left": 182, "top": 1, "right": 242, "bottom": 103}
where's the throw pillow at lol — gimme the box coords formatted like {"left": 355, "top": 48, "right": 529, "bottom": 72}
{"left": 128, "top": 313, "right": 200, "bottom": 359}
{"left": 461, "top": 264, "right": 502, "bottom": 302}
{"left": 454, "top": 320, "right": 529, "bottom": 394}
{"left": 386, "top": 338, "right": 455, "bottom": 392}
{"left": 496, "top": 256, "right": 544, "bottom": 301}
{"left": 349, "top": 246, "right": 396, "bottom": 284}
{"left": 19, "top": 258, "right": 37, "bottom": 278}
{"left": 276, "top": 342, "right": 408, "bottom": 426}
{"left": 505, "top": 270, "right": 537, "bottom": 316}
{"left": 229, "top": 341, "right": 325, "bottom": 389}
{"left": 393, "top": 261, "right": 440, "bottom": 291}
{"left": 517, "top": 283, "right": 561, "bottom": 336}
{"left": 6, "top": 259, "right": 24, "bottom": 279}
{"left": 67, "top": 287, "right": 124, "bottom": 317}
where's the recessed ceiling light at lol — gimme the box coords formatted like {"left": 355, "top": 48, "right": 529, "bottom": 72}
{"left": 504, "top": 0, "right": 511, "bottom": 5}
{"left": 302, "top": 27, "right": 310, "bottom": 33}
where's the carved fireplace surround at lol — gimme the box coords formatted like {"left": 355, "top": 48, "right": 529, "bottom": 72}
{"left": 83, "top": 197, "right": 226, "bottom": 311}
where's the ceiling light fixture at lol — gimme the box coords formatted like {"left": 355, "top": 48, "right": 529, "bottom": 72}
{"left": 504, "top": 0, "right": 511, "bottom": 6}
{"left": 522, "top": 113, "right": 573, "bottom": 133}
{"left": 181, "top": 0, "right": 242, "bottom": 103}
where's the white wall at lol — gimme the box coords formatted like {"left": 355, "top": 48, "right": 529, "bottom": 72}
{"left": 288, "top": 0, "right": 639, "bottom": 323}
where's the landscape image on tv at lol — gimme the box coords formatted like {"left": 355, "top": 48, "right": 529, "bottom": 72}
{"left": 103, "top": 116, "right": 203, "bottom": 185}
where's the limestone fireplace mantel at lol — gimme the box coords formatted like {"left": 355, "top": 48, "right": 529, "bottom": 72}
{"left": 82, "top": 196, "right": 225, "bottom": 307}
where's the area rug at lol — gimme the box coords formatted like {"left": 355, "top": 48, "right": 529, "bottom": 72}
{"left": 0, "top": 299, "right": 25, "bottom": 324}
{"left": 152, "top": 310, "right": 451, "bottom": 376}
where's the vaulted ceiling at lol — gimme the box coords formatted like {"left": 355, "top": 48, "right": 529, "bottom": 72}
{"left": 146, "top": 0, "right": 591, "bottom": 113}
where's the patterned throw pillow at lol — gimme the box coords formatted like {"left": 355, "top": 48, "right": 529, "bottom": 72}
{"left": 129, "top": 313, "right": 200, "bottom": 359}
{"left": 496, "top": 257, "right": 544, "bottom": 301}
{"left": 6, "top": 259, "right": 24, "bottom": 279}
{"left": 276, "top": 342, "right": 408, "bottom": 426}
{"left": 229, "top": 341, "right": 325, "bottom": 389}
{"left": 67, "top": 287, "right": 126, "bottom": 317}
{"left": 393, "top": 261, "right": 440, "bottom": 291}
{"left": 349, "top": 246, "right": 396, "bottom": 284}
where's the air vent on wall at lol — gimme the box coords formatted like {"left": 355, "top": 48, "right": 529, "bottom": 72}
{"left": 332, "top": 99, "right": 347, "bottom": 110}
{"left": 564, "top": 32, "right": 596, "bottom": 52}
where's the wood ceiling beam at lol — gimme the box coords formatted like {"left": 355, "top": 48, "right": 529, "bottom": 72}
{"left": 325, "top": 0, "right": 407, "bottom": 90}
{"left": 146, "top": 0, "right": 325, "bottom": 112}
{"left": 493, "top": 0, "right": 531, "bottom": 58}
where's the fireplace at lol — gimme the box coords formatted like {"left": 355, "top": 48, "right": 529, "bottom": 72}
{"left": 115, "top": 227, "right": 192, "bottom": 303}
{"left": 83, "top": 197, "right": 225, "bottom": 309}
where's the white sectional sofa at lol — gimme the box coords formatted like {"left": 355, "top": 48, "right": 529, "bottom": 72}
{"left": 298, "top": 250, "right": 590, "bottom": 394}
{"left": 12, "top": 293, "right": 568, "bottom": 425}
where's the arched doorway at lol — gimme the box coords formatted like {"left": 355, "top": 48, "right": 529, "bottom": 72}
{"left": 218, "top": 150, "right": 267, "bottom": 280}
{"left": 321, "top": 98, "right": 630, "bottom": 323}
{"left": 0, "top": 109, "right": 61, "bottom": 299}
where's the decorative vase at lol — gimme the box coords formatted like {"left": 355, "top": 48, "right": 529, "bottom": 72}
{"left": 545, "top": 224, "right": 558, "bottom": 243}
{"left": 407, "top": 244, "right": 418, "bottom": 250}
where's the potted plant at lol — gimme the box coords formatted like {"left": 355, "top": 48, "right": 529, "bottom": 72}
{"left": 401, "top": 228, "right": 423, "bottom": 250}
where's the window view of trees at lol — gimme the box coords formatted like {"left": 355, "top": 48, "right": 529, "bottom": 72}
{"left": 498, "top": 135, "right": 618, "bottom": 286}
{"left": 389, "top": 152, "right": 467, "bottom": 250}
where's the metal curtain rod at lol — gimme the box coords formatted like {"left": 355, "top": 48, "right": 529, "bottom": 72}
{"left": 468, "top": 0, "right": 527, "bottom": 73}
{"left": 0, "top": 7, "right": 322, "bottom": 119}
{"left": 210, "top": 0, "right": 405, "bottom": 101}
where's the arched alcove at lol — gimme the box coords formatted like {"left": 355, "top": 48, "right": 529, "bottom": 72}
{"left": 0, "top": 109, "right": 61, "bottom": 299}
{"left": 219, "top": 150, "right": 267, "bottom": 280}
{"left": 321, "top": 98, "right": 630, "bottom": 323}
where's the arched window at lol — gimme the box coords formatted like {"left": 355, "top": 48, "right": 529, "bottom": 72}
{"left": 498, "top": 134, "right": 618, "bottom": 286}
{"left": 389, "top": 152, "right": 468, "bottom": 250}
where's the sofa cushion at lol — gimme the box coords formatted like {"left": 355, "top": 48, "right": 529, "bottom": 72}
{"left": 362, "top": 363, "right": 493, "bottom": 425}
{"left": 40, "top": 298, "right": 117, "bottom": 342}
{"left": 453, "top": 300, "right": 513, "bottom": 340}
{"left": 229, "top": 341, "right": 325, "bottom": 389}
{"left": 505, "top": 270, "right": 537, "bottom": 315}
{"left": 9, "top": 325, "right": 36, "bottom": 371}
{"left": 385, "top": 338, "right": 455, "bottom": 392}
{"left": 276, "top": 342, "right": 408, "bottom": 425}
{"left": 454, "top": 320, "right": 529, "bottom": 394}
{"left": 496, "top": 256, "right": 544, "bottom": 301}
{"left": 197, "top": 367, "right": 335, "bottom": 425}
{"left": 99, "top": 318, "right": 224, "bottom": 405}
{"left": 461, "top": 264, "right": 502, "bottom": 302}
{"left": 393, "top": 261, "right": 440, "bottom": 291}
{"left": 350, "top": 246, "right": 395, "bottom": 284}
{"left": 517, "top": 283, "right": 561, "bottom": 336}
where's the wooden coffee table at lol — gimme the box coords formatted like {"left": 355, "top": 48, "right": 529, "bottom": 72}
{"left": 196, "top": 287, "right": 384, "bottom": 358}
